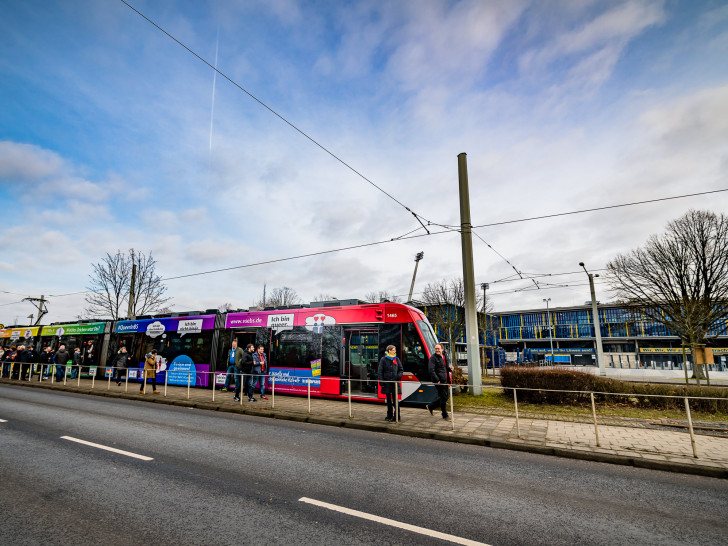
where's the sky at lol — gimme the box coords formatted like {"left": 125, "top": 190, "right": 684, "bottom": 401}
{"left": 0, "top": 0, "right": 727, "bottom": 325}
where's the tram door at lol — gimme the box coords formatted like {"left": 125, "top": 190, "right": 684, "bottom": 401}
{"left": 231, "top": 331, "right": 257, "bottom": 355}
{"left": 342, "top": 329, "right": 379, "bottom": 396}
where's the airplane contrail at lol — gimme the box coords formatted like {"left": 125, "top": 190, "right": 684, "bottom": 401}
{"left": 209, "top": 27, "right": 219, "bottom": 152}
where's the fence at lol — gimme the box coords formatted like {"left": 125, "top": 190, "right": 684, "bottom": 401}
{"left": 2, "top": 363, "right": 725, "bottom": 460}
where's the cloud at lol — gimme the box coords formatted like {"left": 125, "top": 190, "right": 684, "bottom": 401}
{"left": 0, "top": 141, "right": 65, "bottom": 182}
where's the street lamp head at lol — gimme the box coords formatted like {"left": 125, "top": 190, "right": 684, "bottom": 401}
{"left": 578, "top": 262, "right": 585, "bottom": 267}
{"left": 415, "top": 251, "right": 424, "bottom": 261}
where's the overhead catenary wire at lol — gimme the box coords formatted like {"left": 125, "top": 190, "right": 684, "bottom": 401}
{"left": 468, "top": 188, "right": 728, "bottom": 230}
{"left": 117, "top": 0, "right": 439, "bottom": 230}
{"left": 5, "top": 184, "right": 717, "bottom": 302}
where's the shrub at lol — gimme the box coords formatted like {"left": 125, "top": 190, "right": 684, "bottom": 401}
{"left": 499, "top": 366, "right": 728, "bottom": 413}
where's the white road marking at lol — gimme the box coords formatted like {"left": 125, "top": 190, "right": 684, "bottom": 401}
{"left": 299, "top": 497, "right": 489, "bottom": 546}
{"left": 0, "top": 419, "right": 7, "bottom": 422}
{"left": 60, "top": 436, "right": 154, "bottom": 461}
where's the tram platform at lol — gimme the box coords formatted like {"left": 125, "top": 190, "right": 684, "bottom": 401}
{"left": 2, "top": 376, "right": 727, "bottom": 479}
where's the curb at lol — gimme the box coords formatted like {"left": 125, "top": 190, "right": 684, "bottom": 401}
{"left": 3, "top": 379, "right": 726, "bottom": 479}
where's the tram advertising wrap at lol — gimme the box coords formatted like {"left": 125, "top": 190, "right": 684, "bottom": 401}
{"left": 114, "top": 315, "right": 215, "bottom": 387}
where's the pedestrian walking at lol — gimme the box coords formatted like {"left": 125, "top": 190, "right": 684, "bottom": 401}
{"left": 251, "top": 345, "right": 268, "bottom": 400}
{"left": 238, "top": 343, "right": 254, "bottom": 402}
{"left": 222, "top": 339, "right": 243, "bottom": 392}
{"left": 140, "top": 349, "right": 159, "bottom": 394}
{"left": 111, "top": 346, "right": 132, "bottom": 386}
{"left": 378, "top": 345, "right": 403, "bottom": 422}
{"left": 426, "top": 343, "right": 452, "bottom": 419}
{"left": 54, "top": 344, "right": 71, "bottom": 382}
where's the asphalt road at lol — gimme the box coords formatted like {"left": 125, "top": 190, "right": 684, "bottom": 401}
{"left": 1, "top": 384, "right": 726, "bottom": 546}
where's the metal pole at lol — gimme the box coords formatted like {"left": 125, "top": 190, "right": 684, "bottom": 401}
{"left": 449, "top": 384, "right": 454, "bottom": 430}
{"left": 211, "top": 373, "right": 215, "bottom": 402}
{"left": 395, "top": 381, "right": 399, "bottom": 423}
{"left": 458, "top": 153, "right": 482, "bottom": 395}
{"left": 142, "top": 373, "right": 147, "bottom": 394}
{"left": 513, "top": 388, "right": 520, "bottom": 438}
{"left": 164, "top": 369, "right": 168, "bottom": 396}
{"left": 77, "top": 366, "right": 81, "bottom": 387}
{"left": 92, "top": 370, "right": 95, "bottom": 390}
{"left": 271, "top": 377, "right": 275, "bottom": 409}
{"left": 64, "top": 364, "right": 68, "bottom": 385}
{"left": 348, "top": 379, "right": 352, "bottom": 418}
{"left": 107, "top": 368, "right": 111, "bottom": 390}
{"left": 580, "top": 263, "right": 605, "bottom": 376}
{"left": 124, "top": 371, "right": 128, "bottom": 392}
{"left": 684, "top": 397, "right": 698, "bottom": 458}
{"left": 481, "top": 282, "right": 489, "bottom": 377}
{"left": 590, "top": 392, "right": 600, "bottom": 447}
{"left": 544, "top": 298, "right": 554, "bottom": 365}
{"left": 187, "top": 371, "right": 191, "bottom": 399}
{"left": 307, "top": 379, "right": 311, "bottom": 413}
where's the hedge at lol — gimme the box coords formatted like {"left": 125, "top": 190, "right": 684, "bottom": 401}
{"left": 499, "top": 366, "right": 728, "bottom": 413}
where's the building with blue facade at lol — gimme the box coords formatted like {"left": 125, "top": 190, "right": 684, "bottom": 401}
{"left": 495, "top": 303, "right": 728, "bottom": 371}
{"left": 417, "top": 302, "right": 728, "bottom": 372}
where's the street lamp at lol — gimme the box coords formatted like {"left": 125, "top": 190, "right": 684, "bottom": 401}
{"left": 579, "top": 262, "right": 606, "bottom": 376}
{"left": 543, "top": 298, "right": 554, "bottom": 366}
{"left": 481, "top": 283, "right": 490, "bottom": 375}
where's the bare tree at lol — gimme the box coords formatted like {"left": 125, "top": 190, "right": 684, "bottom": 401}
{"left": 607, "top": 210, "right": 728, "bottom": 385}
{"left": 364, "top": 290, "right": 401, "bottom": 303}
{"left": 256, "top": 286, "right": 302, "bottom": 308}
{"left": 420, "top": 278, "right": 483, "bottom": 367}
{"left": 218, "top": 303, "right": 234, "bottom": 313}
{"left": 85, "top": 249, "right": 171, "bottom": 319}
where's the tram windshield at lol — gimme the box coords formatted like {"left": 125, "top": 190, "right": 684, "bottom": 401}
{"left": 417, "top": 320, "right": 437, "bottom": 355}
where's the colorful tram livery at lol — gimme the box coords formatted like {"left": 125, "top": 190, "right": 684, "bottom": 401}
{"left": 1, "top": 302, "right": 440, "bottom": 405}
{"left": 219, "top": 302, "right": 439, "bottom": 405}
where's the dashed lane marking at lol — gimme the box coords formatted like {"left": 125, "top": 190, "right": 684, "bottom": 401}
{"left": 299, "top": 497, "right": 489, "bottom": 545}
{"left": 60, "top": 436, "right": 154, "bottom": 461}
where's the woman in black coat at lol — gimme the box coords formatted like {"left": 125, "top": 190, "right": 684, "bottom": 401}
{"left": 377, "top": 345, "right": 403, "bottom": 422}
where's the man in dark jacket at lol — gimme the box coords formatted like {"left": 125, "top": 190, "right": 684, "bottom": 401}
{"left": 39, "top": 346, "right": 54, "bottom": 379}
{"left": 111, "top": 346, "right": 133, "bottom": 386}
{"left": 21, "top": 345, "right": 38, "bottom": 381}
{"left": 426, "top": 343, "right": 452, "bottom": 419}
{"left": 237, "top": 343, "right": 255, "bottom": 402}
{"left": 54, "top": 344, "right": 71, "bottom": 382}
{"left": 71, "top": 347, "right": 83, "bottom": 378}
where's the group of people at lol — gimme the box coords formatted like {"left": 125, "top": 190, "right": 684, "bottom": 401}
{"left": 0, "top": 343, "right": 90, "bottom": 382}
{"left": 377, "top": 342, "right": 453, "bottom": 423}
{"left": 222, "top": 339, "right": 268, "bottom": 402}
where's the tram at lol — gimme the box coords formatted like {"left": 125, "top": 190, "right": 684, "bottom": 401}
{"left": 1, "top": 301, "right": 440, "bottom": 406}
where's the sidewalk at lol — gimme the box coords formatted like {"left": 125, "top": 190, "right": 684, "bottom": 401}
{"left": 3, "top": 376, "right": 727, "bottom": 479}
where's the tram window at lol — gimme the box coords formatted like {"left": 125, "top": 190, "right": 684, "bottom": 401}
{"left": 416, "top": 320, "right": 437, "bottom": 356}
{"left": 378, "top": 324, "right": 401, "bottom": 360}
{"left": 402, "top": 323, "right": 427, "bottom": 376}
{"left": 271, "top": 328, "right": 319, "bottom": 368}
{"left": 321, "top": 327, "right": 342, "bottom": 376}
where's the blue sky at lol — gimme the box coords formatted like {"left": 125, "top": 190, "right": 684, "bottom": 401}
{"left": 1, "top": 0, "right": 727, "bottom": 324}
